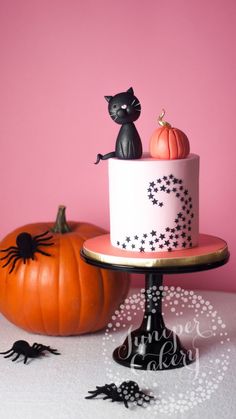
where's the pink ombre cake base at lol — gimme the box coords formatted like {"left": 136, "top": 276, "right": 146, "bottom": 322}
{"left": 108, "top": 154, "right": 199, "bottom": 253}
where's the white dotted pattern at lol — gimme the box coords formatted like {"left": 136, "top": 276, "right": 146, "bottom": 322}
{"left": 102, "top": 286, "right": 231, "bottom": 414}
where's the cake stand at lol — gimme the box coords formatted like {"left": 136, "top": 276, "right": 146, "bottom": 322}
{"left": 81, "top": 234, "right": 229, "bottom": 371}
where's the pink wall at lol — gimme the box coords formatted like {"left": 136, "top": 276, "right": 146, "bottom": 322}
{"left": 0, "top": 0, "right": 235, "bottom": 291}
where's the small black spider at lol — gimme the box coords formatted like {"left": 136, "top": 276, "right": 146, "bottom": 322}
{"left": 85, "top": 380, "right": 154, "bottom": 408}
{"left": 0, "top": 340, "right": 60, "bottom": 364}
{"left": 0, "top": 231, "right": 54, "bottom": 273}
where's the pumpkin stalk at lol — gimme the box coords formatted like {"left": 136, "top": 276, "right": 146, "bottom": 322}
{"left": 158, "top": 109, "right": 171, "bottom": 128}
{"left": 51, "top": 206, "right": 71, "bottom": 234}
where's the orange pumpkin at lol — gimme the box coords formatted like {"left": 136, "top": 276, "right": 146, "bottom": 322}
{"left": 0, "top": 206, "right": 129, "bottom": 336}
{"left": 149, "top": 110, "right": 190, "bottom": 160}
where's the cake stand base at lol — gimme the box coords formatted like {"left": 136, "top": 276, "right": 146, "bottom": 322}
{"left": 81, "top": 233, "right": 229, "bottom": 371}
{"left": 112, "top": 273, "right": 193, "bottom": 370}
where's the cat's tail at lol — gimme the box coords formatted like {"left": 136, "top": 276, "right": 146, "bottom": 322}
{"left": 94, "top": 152, "right": 116, "bottom": 164}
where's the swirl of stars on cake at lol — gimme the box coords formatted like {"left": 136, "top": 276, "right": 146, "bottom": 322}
{"left": 116, "top": 174, "right": 194, "bottom": 252}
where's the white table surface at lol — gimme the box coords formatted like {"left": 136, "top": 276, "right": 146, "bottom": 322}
{"left": 0, "top": 288, "right": 235, "bottom": 419}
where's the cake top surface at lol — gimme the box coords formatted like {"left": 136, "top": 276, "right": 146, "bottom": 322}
{"left": 109, "top": 152, "right": 199, "bottom": 163}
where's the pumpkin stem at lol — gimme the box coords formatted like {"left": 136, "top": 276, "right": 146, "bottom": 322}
{"left": 158, "top": 109, "right": 171, "bottom": 128}
{"left": 51, "top": 206, "right": 71, "bottom": 234}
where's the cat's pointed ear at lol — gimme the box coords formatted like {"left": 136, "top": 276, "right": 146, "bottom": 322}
{"left": 127, "top": 87, "right": 134, "bottom": 95}
{"left": 105, "top": 96, "right": 113, "bottom": 102}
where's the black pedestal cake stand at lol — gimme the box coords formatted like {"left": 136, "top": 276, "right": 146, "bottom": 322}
{"left": 81, "top": 234, "right": 229, "bottom": 371}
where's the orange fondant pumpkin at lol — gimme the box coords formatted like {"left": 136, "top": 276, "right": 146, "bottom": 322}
{"left": 149, "top": 110, "right": 190, "bottom": 160}
{"left": 0, "top": 206, "right": 129, "bottom": 336}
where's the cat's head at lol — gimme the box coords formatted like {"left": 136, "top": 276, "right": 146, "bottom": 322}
{"left": 105, "top": 87, "right": 141, "bottom": 125}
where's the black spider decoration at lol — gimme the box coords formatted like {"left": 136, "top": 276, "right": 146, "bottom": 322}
{"left": 85, "top": 380, "right": 154, "bottom": 408}
{"left": 0, "top": 340, "right": 60, "bottom": 364}
{"left": 0, "top": 230, "right": 54, "bottom": 273}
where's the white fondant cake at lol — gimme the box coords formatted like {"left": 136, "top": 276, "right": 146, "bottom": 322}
{"left": 108, "top": 153, "right": 199, "bottom": 252}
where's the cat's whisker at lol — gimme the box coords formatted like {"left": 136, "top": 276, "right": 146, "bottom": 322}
{"left": 134, "top": 102, "right": 141, "bottom": 107}
{"left": 131, "top": 99, "right": 136, "bottom": 106}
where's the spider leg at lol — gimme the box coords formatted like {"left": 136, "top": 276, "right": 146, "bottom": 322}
{"left": 0, "top": 246, "right": 18, "bottom": 253}
{"left": 123, "top": 400, "right": 129, "bottom": 408}
{"left": 32, "top": 343, "right": 45, "bottom": 351}
{"left": 24, "top": 356, "right": 28, "bottom": 364}
{"left": 0, "top": 348, "right": 14, "bottom": 355}
{"left": 4, "top": 351, "right": 15, "bottom": 359}
{"left": 2, "top": 254, "right": 20, "bottom": 269}
{"left": 45, "top": 346, "right": 60, "bottom": 355}
{"left": 34, "top": 235, "right": 54, "bottom": 244}
{"left": 85, "top": 385, "right": 110, "bottom": 399}
{"left": 35, "top": 241, "right": 54, "bottom": 247}
{"left": 32, "top": 343, "right": 39, "bottom": 349}
{"left": 32, "top": 343, "right": 60, "bottom": 355}
{"left": 0, "top": 250, "right": 18, "bottom": 261}
{"left": 12, "top": 353, "right": 21, "bottom": 362}
{"left": 33, "top": 231, "right": 51, "bottom": 240}
{"left": 9, "top": 256, "right": 22, "bottom": 274}
{"left": 36, "top": 249, "right": 52, "bottom": 257}
{"left": 1, "top": 253, "right": 19, "bottom": 267}
{"left": 85, "top": 393, "right": 99, "bottom": 399}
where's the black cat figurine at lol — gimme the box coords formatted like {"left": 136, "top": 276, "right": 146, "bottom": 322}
{"left": 95, "top": 87, "right": 143, "bottom": 164}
